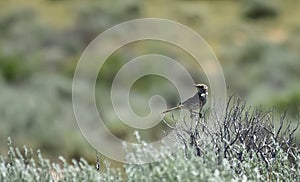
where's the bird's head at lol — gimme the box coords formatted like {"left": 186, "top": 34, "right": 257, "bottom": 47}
{"left": 193, "top": 83, "right": 208, "bottom": 95}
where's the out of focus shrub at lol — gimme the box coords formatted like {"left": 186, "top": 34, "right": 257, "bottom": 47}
{"left": 74, "top": 0, "right": 140, "bottom": 44}
{"left": 241, "top": 0, "right": 280, "bottom": 20}
{"left": 0, "top": 8, "right": 47, "bottom": 82}
{"left": 0, "top": 55, "right": 36, "bottom": 82}
{"left": 222, "top": 39, "right": 300, "bottom": 115}
{"left": 0, "top": 73, "right": 92, "bottom": 160}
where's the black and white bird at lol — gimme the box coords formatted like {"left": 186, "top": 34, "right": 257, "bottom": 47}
{"left": 161, "top": 84, "right": 208, "bottom": 117}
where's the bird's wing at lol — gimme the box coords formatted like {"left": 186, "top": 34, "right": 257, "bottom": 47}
{"left": 181, "top": 93, "right": 199, "bottom": 106}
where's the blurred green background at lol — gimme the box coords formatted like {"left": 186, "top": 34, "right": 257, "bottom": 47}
{"left": 0, "top": 0, "right": 299, "bottom": 166}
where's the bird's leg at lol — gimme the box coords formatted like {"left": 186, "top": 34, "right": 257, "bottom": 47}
{"left": 189, "top": 110, "right": 202, "bottom": 119}
{"left": 198, "top": 108, "right": 203, "bottom": 118}
{"left": 190, "top": 110, "right": 200, "bottom": 120}
{"left": 189, "top": 110, "right": 194, "bottom": 119}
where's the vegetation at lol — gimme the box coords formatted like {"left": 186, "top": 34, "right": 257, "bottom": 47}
{"left": 0, "top": 0, "right": 299, "bottom": 178}
{"left": 1, "top": 98, "right": 299, "bottom": 181}
{"left": 1, "top": 138, "right": 122, "bottom": 182}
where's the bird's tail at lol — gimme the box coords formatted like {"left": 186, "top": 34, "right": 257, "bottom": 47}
{"left": 161, "top": 104, "right": 183, "bottom": 114}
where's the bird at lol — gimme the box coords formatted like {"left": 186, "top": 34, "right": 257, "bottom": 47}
{"left": 161, "top": 84, "right": 208, "bottom": 117}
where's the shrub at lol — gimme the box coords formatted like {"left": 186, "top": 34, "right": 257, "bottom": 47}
{"left": 0, "top": 138, "right": 122, "bottom": 182}
{"left": 1, "top": 97, "right": 299, "bottom": 181}
{"left": 124, "top": 96, "right": 300, "bottom": 181}
{"left": 241, "top": 0, "right": 280, "bottom": 20}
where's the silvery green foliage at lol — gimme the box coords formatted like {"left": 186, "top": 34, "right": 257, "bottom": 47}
{"left": 124, "top": 135, "right": 300, "bottom": 181}
{"left": 124, "top": 142, "right": 235, "bottom": 181}
{"left": 2, "top": 136, "right": 299, "bottom": 181}
{"left": 124, "top": 98, "right": 300, "bottom": 181}
{"left": 0, "top": 137, "right": 122, "bottom": 182}
{"left": 1, "top": 98, "right": 300, "bottom": 181}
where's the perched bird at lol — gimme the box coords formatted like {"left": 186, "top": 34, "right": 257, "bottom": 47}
{"left": 161, "top": 84, "right": 208, "bottom": 117}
